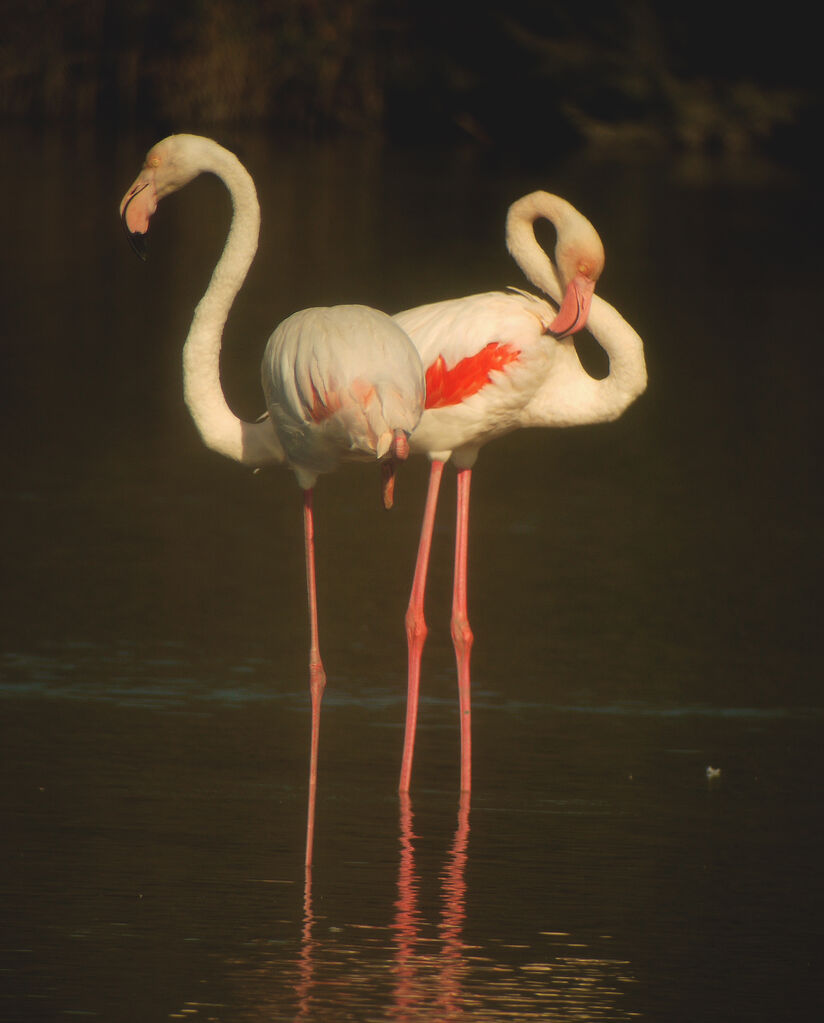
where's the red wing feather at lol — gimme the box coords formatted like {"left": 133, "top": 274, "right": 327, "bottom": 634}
{"left": 425, "top": 342, "right": 520, "bottom": 410}
{"left": 308, "top": 383, "right": 341, "bottom": 422}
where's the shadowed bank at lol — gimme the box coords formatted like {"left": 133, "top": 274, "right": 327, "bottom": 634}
{"left": 1, "top": 1, "right": 818, "bottom": 170}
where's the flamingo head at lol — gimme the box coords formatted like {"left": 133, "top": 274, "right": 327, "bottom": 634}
{"left": 119, "top": 135, "right": 205, "bottom": 259}
{"left": 548, "top": 217, "right": 605, "bottom": 339}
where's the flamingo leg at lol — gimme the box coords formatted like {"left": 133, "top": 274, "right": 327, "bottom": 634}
{"left": 399, "top": 459, "right": 445, "bottom": 793}
{"left": 451, "top": 468, "right": 473, "bottom": 792}
{"left": 302, "top": 488, "right": 326, "bottom": 868}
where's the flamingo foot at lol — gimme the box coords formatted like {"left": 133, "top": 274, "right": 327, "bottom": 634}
{"left": 381, "top": 431, "right": 410, "bottom": 510}
{"left": 382, "top": 461, "right": 397, "bottom": 510}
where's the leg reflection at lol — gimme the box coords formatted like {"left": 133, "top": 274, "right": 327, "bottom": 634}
{"left": 437, "top": 791, "right": 471, "bottom": 1018}
{"left": 392, "top": 792, "right": 471, "bottom": 1020}
{"left": 393, "top": 793, "right": 423, "bottom": 1018}
{"left": 294, "top": 866, "right": 315, "bottom": 1021}
{"left": 294, "top": 796, "right": 472, "bottom": 1021}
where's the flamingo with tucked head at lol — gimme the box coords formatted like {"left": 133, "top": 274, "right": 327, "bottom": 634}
{"left": 120, "top": 134, "right": 425, "bottom": 866}
{"left": 395, "top": 190, "right": 647, "bottom": 793}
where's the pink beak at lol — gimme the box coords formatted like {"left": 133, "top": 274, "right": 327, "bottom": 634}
{"left": 548, "top": 273, "right": 596, "bottom": 338}
{"left": 119, "top": 172, "right": 158, "bottom": 260}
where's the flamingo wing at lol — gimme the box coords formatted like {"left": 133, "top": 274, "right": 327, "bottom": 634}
{"left": 262, "top": 305, "right": 424, "bottom": 475}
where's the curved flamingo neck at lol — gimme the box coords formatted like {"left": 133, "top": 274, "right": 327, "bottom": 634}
{"left": 506, "top": 191, "right": 647, "bottom": 425}
{"left": 505, "top": 191, "right": 571, "bottom": 304}
{"left": 181, "top": 141, "right": 283, "bottom": 467}
{"left": 582, "top": 295, "right": 647, "bottom": 420}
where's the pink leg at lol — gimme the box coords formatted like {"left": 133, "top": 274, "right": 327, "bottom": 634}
{"left": 302, "top": 488, "right": 326, "bottom": 868}
{"left": 452, "top": 469, "right": 473, "bottom": 792}
{"left": 399, "top": 459, "right": 445, "bottom": 793}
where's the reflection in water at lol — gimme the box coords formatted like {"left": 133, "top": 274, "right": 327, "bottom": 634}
{"left": 393, "top": 793, "right": 424, "bottom": 1018}
{"left": 435, "top": 792, "right": 470, "bottom": 1020}
{"left": 287, "top": 795, "right": 637, "bottom": 1021}
{"left": 1, "top": 126, "right": 820, "bottom": 1023}
{"left": 295, "top": 866, "right": 316, "bottom": 1022}
{"left": 392, "top": 793, "right": 470, "bottom": 1020}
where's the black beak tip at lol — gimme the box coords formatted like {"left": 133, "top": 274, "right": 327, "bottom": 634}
{"left": 120, "top": 188, "right": 149, "bottom": 261}
{"left": 126, "top": 228, "right": 148, "bottom": 261}
{"left": 121, "top": 215, "right": 147, "bottom": 261}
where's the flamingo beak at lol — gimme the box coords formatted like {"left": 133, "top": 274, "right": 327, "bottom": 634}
{"left": 119, "top": 177, "right": 157, "bottom": 261}
{"left": 548, "top": 273, "right": 596, "bottom": 338}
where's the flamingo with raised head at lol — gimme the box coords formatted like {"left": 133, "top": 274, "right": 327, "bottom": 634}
{"left": 395, "top": 190, "right": 647, "bottom": 794}
{"left": 119, "top": 134, "right": 424, "bottom": 866}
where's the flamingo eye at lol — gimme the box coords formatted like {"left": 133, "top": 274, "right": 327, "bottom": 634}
{"left": 578, "top": 259, "right": 603, "bottom": 281}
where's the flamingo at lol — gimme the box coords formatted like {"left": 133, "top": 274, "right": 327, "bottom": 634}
{"left": 394, "top": 190, "right": 647, "bottom": 793}
{"left": 119, "top": 134, "right": 424, "bottom": 866}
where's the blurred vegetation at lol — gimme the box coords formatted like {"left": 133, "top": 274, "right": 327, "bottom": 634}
{"left": 0, "top": 0, "right": 816, "bottom": 162}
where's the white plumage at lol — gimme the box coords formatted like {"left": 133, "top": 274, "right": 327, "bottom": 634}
{"left": 262, "top": 304, "right": 424, "bottom": 487}
{"left": 394, "top": 190, "right": 648, "bottom": 795}
{"left": 120, "top": 134, "right": 424, "bottom": 868}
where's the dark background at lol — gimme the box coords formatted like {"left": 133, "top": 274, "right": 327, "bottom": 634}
{"left": 1, "top": 0, "right": 819, "bottom": 169}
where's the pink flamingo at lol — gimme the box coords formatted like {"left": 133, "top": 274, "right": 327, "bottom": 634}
{"left": 394, "top": 190, "right": 647, "bottom": 793}
{"left": 119, "top": 134, "right": 424, "bottom": 866}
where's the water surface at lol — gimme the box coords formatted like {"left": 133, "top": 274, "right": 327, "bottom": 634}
{"left": 1, "top": 126, "right": 821, "bottom": 1021}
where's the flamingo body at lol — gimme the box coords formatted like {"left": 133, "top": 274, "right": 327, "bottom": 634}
{"left": 262, "top": 304, "right": 424, "bottom": 489}
{"left": 119, "top": 134, "right": 424, "bottom": 866}
{"left": 397, "top": 288, "right": 567, "bottom": 465}
{"left": 395, "top": 191, "right": 647, "bottom": 793}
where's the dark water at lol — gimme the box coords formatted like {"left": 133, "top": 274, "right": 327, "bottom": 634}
{"left": 1, "top": 126, "right": 821, "bottom": 1021}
